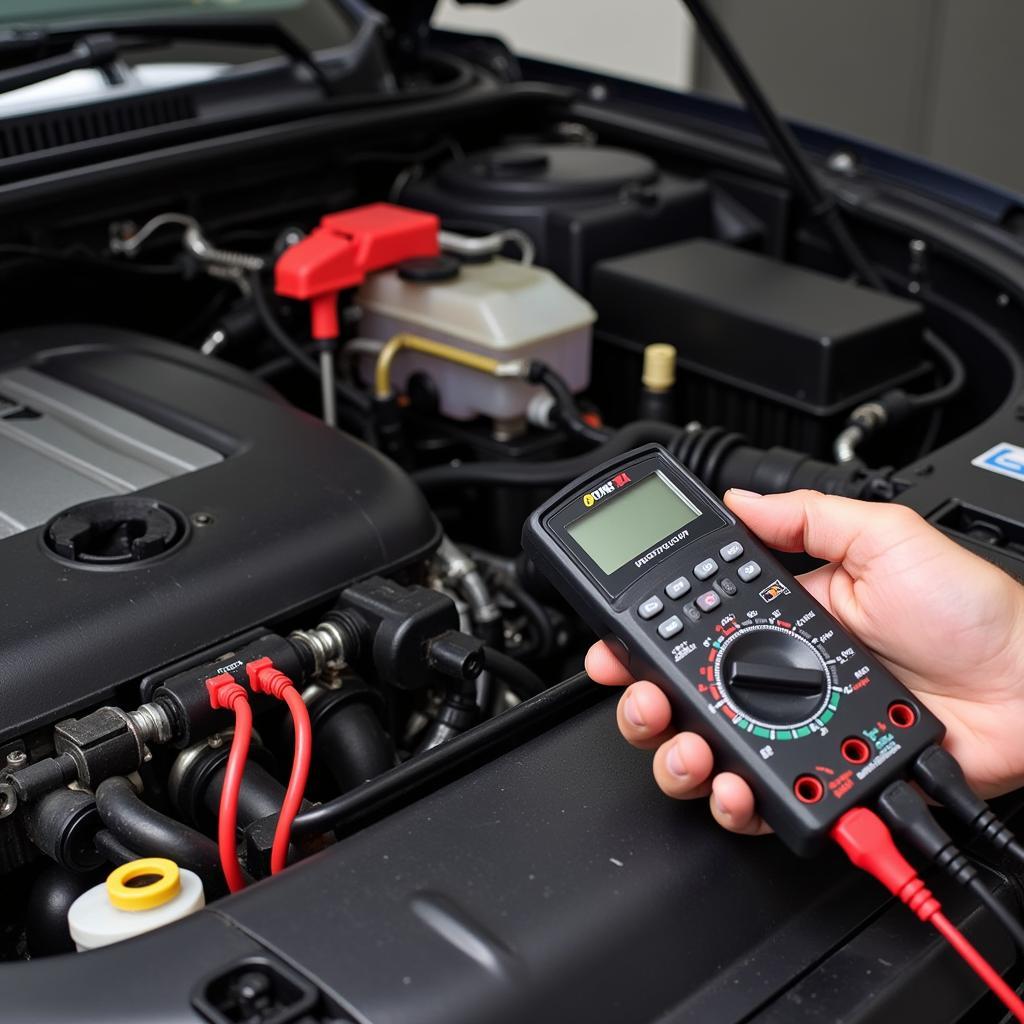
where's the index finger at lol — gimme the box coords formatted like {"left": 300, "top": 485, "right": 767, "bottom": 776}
{"left": 585, "top": 640, "right": 634, "bottom": 687}
{"left": 723, "top": 488, "right": 924, "bottom": 576}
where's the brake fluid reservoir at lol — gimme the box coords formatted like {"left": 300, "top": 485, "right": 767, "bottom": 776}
{"left": 358, "top": 256, "right": 596, "bottom": 422}
{"left": 67, "top": 858, "right": 204, "bottom": 951}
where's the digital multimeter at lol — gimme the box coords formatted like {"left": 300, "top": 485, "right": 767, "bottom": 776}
{"left": 523, "top": 444, "right": 945, "bottom": 855}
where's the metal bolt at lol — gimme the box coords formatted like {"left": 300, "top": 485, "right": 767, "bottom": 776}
{"left": 588, "top": 83, "right": 608, "bottom": 102}
{"left": 5, "top": 750, "right": 27, "bottom": 769}
{"left": 491, "top": 416, "right": 527, "bottom": 443}
{"left": 998, "top": 292, "right": 1010, "bottom": 308}
{"left": 200, "top": 328, "right": 228, "bottom": 357}
{"left": 207, "top": 734, "right": 225, "bottom": 750}
{"left": 827, "top": 150, "right": 858, "bottom": 176}
{"left": 234, "top": 971, "right": 272, "bottom": 1015}
{"left": 555, "top": 121, "right": 597, "bottom": 145}
{"left": 0, "top": 784, "right": 15, "bottom": 819}
{"left": 192, "top": 512, "right": 214, "bottom": 527}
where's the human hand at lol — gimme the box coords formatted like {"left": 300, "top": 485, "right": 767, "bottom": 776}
{"left": 586, "top": 489, "right": 1024, "bottom": 835}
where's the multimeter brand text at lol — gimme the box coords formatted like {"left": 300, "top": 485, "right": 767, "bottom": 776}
{"left": 634, "top": 529, "right": 691, "bottom": 568}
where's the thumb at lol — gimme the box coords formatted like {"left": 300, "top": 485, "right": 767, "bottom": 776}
{"left": 723, "top": 488, "right": 921, "bottom": 574}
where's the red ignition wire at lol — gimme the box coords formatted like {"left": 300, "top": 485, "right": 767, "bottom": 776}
{"left": 832, "top": 807, "right": 1024, "bottom": 1023}
{"left": 205, "top": 674, "right": 253, "bottom": 894}
{"left": 246, "top": 658, "right": 313, "bottom": 875}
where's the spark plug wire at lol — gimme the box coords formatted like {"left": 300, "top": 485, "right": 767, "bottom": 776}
{"left": 205, "top": 673, "right": 253, "bottom": 893}
{"left": 247, "top": 657, "right": 312, "bottom": 874}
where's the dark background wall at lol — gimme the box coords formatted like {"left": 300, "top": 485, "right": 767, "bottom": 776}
{"left": 694, "top": 0, "right": 1024, "bottom": 194}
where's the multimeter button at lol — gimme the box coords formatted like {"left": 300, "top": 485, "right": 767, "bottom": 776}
{"left": 717, "top": 577, "right": 738, "bottom": 597}
{"left": 737, "top": 560, "right": 762, "bottom": 583}
{"left": 665, "top": 576, "right": 692, "bottom": 600}
{"left": 719, "top": 541, "right": 744, "bottom": 563}
{"left": 694, "top": 558, "right": 718, "bottom": 581}
{"left": 638, "top": 596, "right": 664, "bottom": 620}
{"left": 696, "top": 590, "right": 721, "bottom": 613}
{"left": 657, "top": 615, "right": 684, "bottom": 640}
{"left": 681, "top": 602, "right": 701, "bottom": 624}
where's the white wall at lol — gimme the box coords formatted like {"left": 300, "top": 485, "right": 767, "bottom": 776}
{"left": 433, "top": 0, "right": 696, "bottom": 91}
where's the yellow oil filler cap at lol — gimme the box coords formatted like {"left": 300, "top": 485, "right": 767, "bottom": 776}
{"left": 106, "top": 857, "right": 181, "bottom": 911}
{"left": 68, "top": 857, "right": 205, "bottom": 951}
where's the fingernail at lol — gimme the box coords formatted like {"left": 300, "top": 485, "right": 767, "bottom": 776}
{"left": 624, "top": 694, "right": 645, "bottom": 729}
{"left": 666, "top": 742, "right": 688, "bottom": 779}
{"left": 727, "top": 488, "right": 762, "bottom": 500}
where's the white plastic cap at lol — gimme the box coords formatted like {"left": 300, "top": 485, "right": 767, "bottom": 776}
{"left": 68, "top": 858, "right": 205, "bottom": 952}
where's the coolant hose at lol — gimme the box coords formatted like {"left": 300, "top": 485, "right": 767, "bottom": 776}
{"left": 415, "top": 677, "right": 479, "bottom": 754}
{"left": 528, "top": 360, "right": 611, "bottom": 445}
{"left": 481, "top": 647, "right": 545, "bottom": 701}
{"left": 200, "top": 760, "right": 290, "bottom": 828}
{"left": 93, "top": 828, "right": 140, "bottom": 866}
{"left": 413, "top": 421, "right": 681, "bottom": 490}
{"left": 413, "top": 422, "right": 894, "bottom": 501}
{"left": 310, "top": 689, "right": 395, "bottom": 794}
{"left": 26, "top": 863, "right": 105, "bottom": 957}
{"left": 95, "top": 776, "right": 224, "bottom": 896}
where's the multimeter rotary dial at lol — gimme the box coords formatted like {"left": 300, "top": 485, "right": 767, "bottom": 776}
{"left": 712, "top": 623, "right": 835, "bottom": 731}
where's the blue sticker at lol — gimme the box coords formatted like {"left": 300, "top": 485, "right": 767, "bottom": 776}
{"left": 971, "top": 442, "right": 1024, "bottom": 483}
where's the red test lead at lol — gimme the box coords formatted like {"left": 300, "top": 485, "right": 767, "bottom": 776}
{"left": 832, "top": 807, "right": 1024, "bottom": 1023}
{"left": 205, "top": 673, "right": 253, "bottom": 894}
{"left": 246, "top": 657, "right": 313, "bottom": 875}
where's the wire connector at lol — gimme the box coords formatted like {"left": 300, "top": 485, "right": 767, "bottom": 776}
{"left": 831, "top": 807, "right": 940, "bottom": 921}
{"left": 876, "top": 780, "right": 978, "bottom": 888}
{"left": 913, "top": 745, "right": 1024, "bottom": 859}
{"left": 206, "top": 673, "right": 248, "bottom": 712}
{"left": 245, "top": 656, "right": 295, "bottom": 700}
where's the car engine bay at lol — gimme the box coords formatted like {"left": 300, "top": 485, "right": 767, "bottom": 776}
{"left": 0, "top": 3, "right": 1023, "bottom": 1021}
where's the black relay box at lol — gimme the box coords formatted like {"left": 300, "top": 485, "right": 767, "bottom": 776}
{"left": 591, "top": 239, "right": 930, "bottom": 454}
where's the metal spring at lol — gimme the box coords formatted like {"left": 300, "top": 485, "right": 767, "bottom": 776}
{"left": 184, "top": 227, "right": 265, "bottom": 273}
{"left": 289, "top": 618, "right": 356, "bottom": 678}
{"left": 109, "top": 212, "right": 265, "bottom": 273}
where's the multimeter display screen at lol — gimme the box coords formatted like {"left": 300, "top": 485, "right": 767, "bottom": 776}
{"left": 566, "top": 472, "right": 701, "bottom": 575}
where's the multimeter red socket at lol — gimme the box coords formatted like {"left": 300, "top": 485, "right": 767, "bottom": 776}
{"left": 522, "top": 444, "right": 944, "bottom": 856}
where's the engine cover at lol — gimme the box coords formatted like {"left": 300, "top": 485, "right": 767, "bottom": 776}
{"left": 0, "top": 326, "right": 441, "bottom": 743}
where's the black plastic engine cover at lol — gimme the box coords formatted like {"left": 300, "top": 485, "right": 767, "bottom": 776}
{"left": 216, "top": 689, "right": 1008, "bottom": 1024}
{"left": 0, "top": 326, "right": 441, "bottom": 742}
{"left": 0, "top": 684, "right": 1010, "bottom": 1022}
